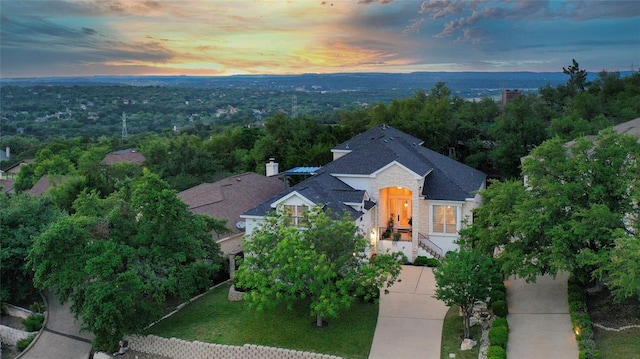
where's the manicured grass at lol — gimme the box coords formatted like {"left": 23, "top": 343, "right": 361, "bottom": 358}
{"left": 146, "top": 282, "right": 378, "bottom": 359}
{"left": 594, "top": 327, "right": 640, "bottom": 359}
{"left": 440, "top": 305, "right": 481, "bottom": 359}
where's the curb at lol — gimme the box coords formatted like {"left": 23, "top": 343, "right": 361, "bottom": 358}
{"left": 15, "top": 291, "right": 49, "bottom": 359}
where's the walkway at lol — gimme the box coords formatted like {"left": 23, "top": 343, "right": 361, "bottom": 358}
{"left": 369, "top": 266, "right": 448, "bottom": 359}
{"left": 506, "top": 273, "right": 579, "bottom": 359}
{"left": 19, "top": 291, "right": 93, "bottom": 359}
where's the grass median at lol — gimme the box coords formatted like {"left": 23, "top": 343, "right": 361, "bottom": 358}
{"left": 145, "top": 282, "right": 378, "bottom": 359}
{"left": 440, "top": 305, "right": 481, "bottom": 359}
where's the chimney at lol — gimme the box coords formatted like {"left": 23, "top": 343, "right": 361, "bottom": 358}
{"left": 266, "top": 158, "right": 279, "bottom": 177}
{"left": 5, "top": 147, "right": 9, "bottom": 158}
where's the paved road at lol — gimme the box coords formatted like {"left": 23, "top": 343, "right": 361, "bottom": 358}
{"left": 368, "top": 266, "right": 448, "bottom": 359}
{"left": 19, "top": 291, "right": 94, "bottom": 359}
{"left": 506, "top": 273, "right": 579, "bottom": 359}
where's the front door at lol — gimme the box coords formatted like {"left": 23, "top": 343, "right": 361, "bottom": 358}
{"left": 390, "top": 197, "right": 412, "bottom": 227}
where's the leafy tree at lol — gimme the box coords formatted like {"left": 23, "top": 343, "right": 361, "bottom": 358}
{"left": 236, "top": 206, "right": 404, "bottom": 327}
{"left": 434, "top": 248, "right": 498, "bottom": 339}
{"left": 563, "top": 59, "right": 588, "bottom": 92}
{"left": 28, "top": 170, "right": 226, "bottom": 350}
{"left": 489, "top": 94, "right": 548, "bottom": 178}
{"left": 0, "top": 193, "right": 62, "bottom": 302}
{"left": 468, "top": 130, "right": 640, "bottom": 285}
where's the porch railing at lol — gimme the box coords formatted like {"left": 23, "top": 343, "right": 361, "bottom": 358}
{"left": 418, "top": 233, "right": 443, "bottom": 259}
{"left": 379, "top": 227, "right": 412, "bottom": 241}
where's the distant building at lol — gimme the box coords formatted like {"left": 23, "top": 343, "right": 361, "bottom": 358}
{"left": 501, "top": 89, "right": 522, "bottom": 107}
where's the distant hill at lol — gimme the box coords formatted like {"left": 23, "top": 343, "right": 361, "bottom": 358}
{"left": 2, "top": 71, "right": 632, "bottom": 99}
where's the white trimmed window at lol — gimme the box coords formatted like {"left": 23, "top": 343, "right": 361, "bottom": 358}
{"left": 432, "top": 205, "right": 458, "bottom": 234}
{"left": 284, "top": 205, "right": 308, "bottom": 227}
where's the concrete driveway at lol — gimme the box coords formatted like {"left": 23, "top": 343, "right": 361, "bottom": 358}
{"left": 369, "top": 266, "right": 448, "bottom": 359}
{"left": 19, "top": 291, "right": 93, "bottom": 359}
{"left": 506, "top": 273, "right": 579, "bottom": 359}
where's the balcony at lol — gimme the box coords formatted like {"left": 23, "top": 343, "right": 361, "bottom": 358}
{"left": 379, "top": 227, "right": 412, "bottom": 241}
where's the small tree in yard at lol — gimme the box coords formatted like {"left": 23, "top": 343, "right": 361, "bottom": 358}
{"left": 236, "top": 205, "right": 404, "bottom": 327}
{"left": 434, "top": 248, "right": 498, "bottom": 339}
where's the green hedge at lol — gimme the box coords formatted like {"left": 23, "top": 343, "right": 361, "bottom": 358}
{"left": 489, "top": 326, "right": 508, "bottom": 348}
{"left": 492, "top": 300, "right": 508, "bottom": 317}
{"left": 413, "top": 256, "right": 440, "bottom": 267}
{"left": 493, "top": 317, "right": 509, "bottom": 330}
{"left": 567, "top": 275, "right": 600, "bottom": 359}
{"left": 487, "top": 345, "right": 506, "bottom": 359}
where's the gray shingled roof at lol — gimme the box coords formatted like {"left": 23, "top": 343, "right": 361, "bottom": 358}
{"left": 243, "top": 170, "right": 365, "bottom": 219}
{"left": 243, "top": 125, "right": 486, "bottom": 219}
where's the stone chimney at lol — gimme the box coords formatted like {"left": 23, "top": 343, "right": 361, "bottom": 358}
{"left": 266, "top": 158, "right": 279, "bottom": 177}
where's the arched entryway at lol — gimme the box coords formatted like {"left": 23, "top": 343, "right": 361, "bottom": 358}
{"left": 379, "top": 187, "right": 412, "bottom": 237}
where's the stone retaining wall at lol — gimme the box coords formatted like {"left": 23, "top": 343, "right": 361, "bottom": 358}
{"left": 126, "top": 335, "right": 343, "bottom": 359}
{"left": 5, "top": 304, "right": 34, "bottom": 320}
{"left": 0, "top": 325, "right": 36, "bottom": 345}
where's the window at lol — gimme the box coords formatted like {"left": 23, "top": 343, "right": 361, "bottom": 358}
{"left": 284, "top": 205, "right": 308, "bottom": 227}
{"left": 433, "top": 205, "right": 457, "bottom": 234}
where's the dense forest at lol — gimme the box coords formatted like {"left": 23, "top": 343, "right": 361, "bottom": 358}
{"left": 2, "top": 67, "right": 639, "bottom": 192}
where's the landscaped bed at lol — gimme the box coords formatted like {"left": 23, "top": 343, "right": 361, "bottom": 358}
{"left": 145, "top": 282, "right": 378, "bottom": 359}
{"left": 587, "top": 288, "right": 640, "bottom": 358}
{"left": 440, "top": 305, "right": 481, "bottom": 359}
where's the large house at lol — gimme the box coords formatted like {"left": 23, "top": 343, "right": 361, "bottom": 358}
{"left": 242, "top": 125, "right": 486, "bottom": 261}
{"left": 178, "top": 172, "right": 284, "bottom": 256}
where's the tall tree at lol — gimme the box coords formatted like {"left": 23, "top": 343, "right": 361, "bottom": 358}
{"left": 563, "top": 59, "right": 588, "bottom": 92}
{"left": 0, "top": 193, "right": 62, "bottom": 302}
{"left": 29, "top": 170, "right": 226, "bottom": 350}
{"left": 434, "top": 249, "right": 499, "bottom": 339}
{"left": 236, "top": 206, "right": 404, "bottom": 327}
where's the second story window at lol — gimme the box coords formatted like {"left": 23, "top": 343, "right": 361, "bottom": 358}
{"left": 284, "top": 204, "right": 308, "bottom": 227}
{"left": 433, "top": 205, "right": 458, "bottom": 234}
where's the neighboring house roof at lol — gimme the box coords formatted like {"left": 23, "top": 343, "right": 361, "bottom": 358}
{"left": 4, "top": 159, "right": 35, "bottom": 175}
{"left": 244, "top": 124, "right": 486, "bottom": 218}
{"left": 0, "top": 179, "right": 14, "bottom": 194}
{"left": 29, "top": 175, "right": 67, "bottom": 197}
{"left": 178, "top": 172, "right": 284, "bottom": 235}
{"left": 103, "top": 148, "right": 145, "bottom": 165}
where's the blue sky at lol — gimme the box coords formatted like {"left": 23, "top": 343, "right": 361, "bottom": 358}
{"left": 1, "top": 0, "right": 638, "bottom": 77}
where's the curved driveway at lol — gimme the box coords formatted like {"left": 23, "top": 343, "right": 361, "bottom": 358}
{"left": 19, "top": 291, "right": 93, "bottom": 359}
{"left": 368, "top": 266, "right": 448, "bottom": 359}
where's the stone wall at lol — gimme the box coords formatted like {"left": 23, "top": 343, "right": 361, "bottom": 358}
{"left": 126, "top": 335, "right": 343, "bottom": 359}
{"left": 5, "top": 304, "right": 34, "bottom": 319}
{"left": 0, "top": 325, "right": 36, "bottom": 345}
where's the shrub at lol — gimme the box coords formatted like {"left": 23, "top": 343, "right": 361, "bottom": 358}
{"left": 29, "top": 301, "right": 46, "bottom": 314}
{"left": 492, "top": 300, "right": 508, "bottom": 317}
{"left": 489, "top": 326, "right": 508, "bottom": 348}
{"left": 487, "top": 345, "right": 506, "bottom": 359}
{"left": 493, "top": 317, "right": 509, "bottom": 330}
{"left": 569, "top": 300, "right": 587, "bottom": 313}
{"left": 16, "top": 335, "right": 35, "bottom": 351}
{"left": 413, "top": 256, "right": 429, "bottom": 266}
{"left": 22, "top": 313, "right": 45, "bottom": 332}
{"left": 491, "top": 290, "right": 506, "bottom": 302}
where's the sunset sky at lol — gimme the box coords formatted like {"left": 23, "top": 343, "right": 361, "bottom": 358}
{"left": 1, "top": 0, "right": 639, "bottom": 78}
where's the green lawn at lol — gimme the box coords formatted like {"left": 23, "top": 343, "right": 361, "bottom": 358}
{"left": 145, "top": 282, "right": 378, "bottom": 359}
{"left": 440, "top": 305, "right": 481, "bottom": 359}
{"left": 594, "top": 327, "right": 640, "bottom": 359}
